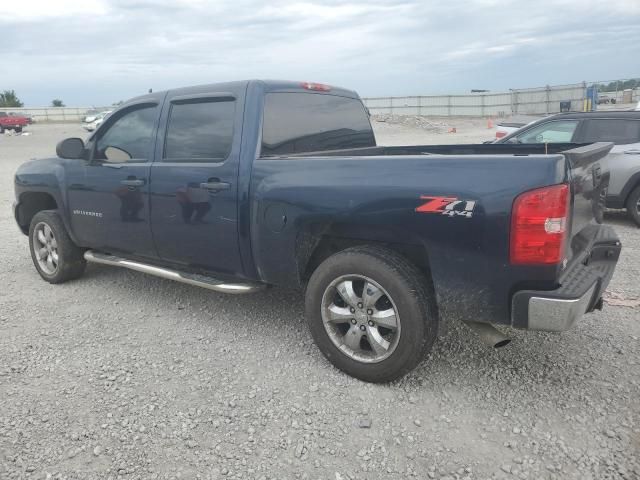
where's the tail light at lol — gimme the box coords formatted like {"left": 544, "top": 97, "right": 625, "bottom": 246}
{"left": 510, "top": 184, "right": 570, "bottom": 265}
{"left": 495, "top": 131, "right": 507, "bottom": 139}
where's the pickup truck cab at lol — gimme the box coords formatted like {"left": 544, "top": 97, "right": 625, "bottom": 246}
{"left": 14, "top": 80, "right": 621, "bottom": 382}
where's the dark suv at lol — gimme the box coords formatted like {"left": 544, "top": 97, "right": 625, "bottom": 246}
{"left": 496, "top": 111, "right": 640, "bottom": 226}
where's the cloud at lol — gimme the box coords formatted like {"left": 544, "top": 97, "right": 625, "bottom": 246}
{"left": 1, "top": 0, "right": 639, "bottom": 105}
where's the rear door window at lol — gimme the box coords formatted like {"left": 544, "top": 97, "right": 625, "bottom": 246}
{"left": 163, "top": 99, "right": 235, "bottom": 162}
{"left": 514, "top": 120, "right": 579, "bottom": 143}
{"left": 581, "top": 119, "right": 640, "bottom": 145}
{"left": 261, "top": 93, "right": 375, "bottom": 156}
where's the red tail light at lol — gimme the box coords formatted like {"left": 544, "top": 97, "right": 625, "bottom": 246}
{"left": 301, "top": 82, "right": 331, "bottom": 92}
{"left": 495, "top": 131, "right": 507, "bottom": 138}
{"left": 510, "top": 184, "right": 570, "bottom": 265}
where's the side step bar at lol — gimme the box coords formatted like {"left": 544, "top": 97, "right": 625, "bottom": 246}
{"left": 84, "top": 251, "right": 265, "bottom": 295}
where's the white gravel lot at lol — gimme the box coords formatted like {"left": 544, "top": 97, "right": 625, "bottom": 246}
{"left": 0, "top": 123, "right": 638, "bottom": 480}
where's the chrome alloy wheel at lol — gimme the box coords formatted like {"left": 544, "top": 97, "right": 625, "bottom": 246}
{"left": 33, "top": 222, "right": 59, "bottom": 275}
{"left": 321, "top": 275, "right": 401, "bottom": 363}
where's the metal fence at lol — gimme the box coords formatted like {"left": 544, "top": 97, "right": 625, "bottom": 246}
{"left": 3, "top": 80, "right": 638, "bottom": 122}
{"left": 0, "top": 107, "right": 110, "bottom": 123}
{"left": 362, "top": 83, "right": 589, "bottom": 117}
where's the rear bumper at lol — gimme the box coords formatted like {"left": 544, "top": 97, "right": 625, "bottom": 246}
{"left": 511, "top": 226, "right": 621, "bottom": 332}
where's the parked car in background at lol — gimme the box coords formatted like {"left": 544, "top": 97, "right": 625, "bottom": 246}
{"left": 496, "top": 111, "right": 640, "bottom": 226}
{"left": 9, "top": 112, "right": 34, "bottom": 124}
{"left": 13, "top": 80, "right": 621, "bottom": 382}
{"left": 495, "top": 120, "right": 527, "bottom": 139}
{"left": 0, "top": 111, "right": 28, "bottom": 133}
{"left": 597, "top": 94, "right": 616, "bottom": 105}
{"left": 83, "top": 109, "right": 103, "bottom": 123}
{"left": 82, "top": 110, "right": 111, "bottom": 132}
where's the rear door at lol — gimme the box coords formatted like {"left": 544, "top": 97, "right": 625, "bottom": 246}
{"left": 575, "top": 118, "right": 640, "bottom": 198}
{"left": 149, "top": 90, "right": 244, "bottom": 276}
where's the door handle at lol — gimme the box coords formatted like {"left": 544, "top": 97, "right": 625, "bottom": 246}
{"left": 120, "top": 179, "right": 145, "bottom": 187}
{"left": 200, "top": 180, "right": 231, "bottom": 191}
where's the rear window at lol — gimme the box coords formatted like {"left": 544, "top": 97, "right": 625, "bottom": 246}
{"left": 164, "top": 99, "right": 235, "bottom": 162}
{"left": 261, "top": 93, "right": 375, "bottom": 156}
{"left": 582, "top": 119, "right": 640, "bottom": 145}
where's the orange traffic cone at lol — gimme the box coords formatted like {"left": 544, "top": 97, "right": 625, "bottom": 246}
{"left": 487, "top": 118, "right": 494, "bottom": 129}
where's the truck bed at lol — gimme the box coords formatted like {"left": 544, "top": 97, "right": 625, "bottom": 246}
{"left": 251, "top": 141, "right": 614, "bottom": 328}
{"left": 278, "top": 142, "right": 608, "bottom": 160}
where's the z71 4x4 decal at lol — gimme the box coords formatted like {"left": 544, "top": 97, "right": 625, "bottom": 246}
{"left": 415, "top": 196, "right": 476, "bottom": 218}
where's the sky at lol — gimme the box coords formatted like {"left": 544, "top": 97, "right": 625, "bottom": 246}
{"left": 1, "top": 0, "right": 639, "bottom": 106}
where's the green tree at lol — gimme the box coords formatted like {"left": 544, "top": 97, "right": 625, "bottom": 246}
{"left": 51, "top": 99, "right": 65, "bottom": 107}
{"left": 0, "top": 90, "right": 24, "bottom": 107}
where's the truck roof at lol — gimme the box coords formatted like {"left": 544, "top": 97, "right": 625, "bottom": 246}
{"left": 124, "top": 80, "right": 360, "bottom": 106}
{"left": 547, "top": 110, "right": 640, "bottom": 120}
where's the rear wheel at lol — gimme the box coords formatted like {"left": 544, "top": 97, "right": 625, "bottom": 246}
{"left": 305, "top": 246, "right": 438, "bottom": 382}
{"left": 626, "top": 185, "right": 640, "bottom": 227}
{"left": 15, "top": 126, "right": 22, "bottom": 133}
{"left": 29, "top": 210, "right": 86, "bottom": 283}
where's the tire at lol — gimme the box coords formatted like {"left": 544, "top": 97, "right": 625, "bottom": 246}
{"left": 29, "top": 210, "right": 86, "bottom": 283}
{"left": 305, "top": 245, "right": 438, "bottom": 383}
{"left": 625, "top": 185, "right": 640, "bottom": 227}
{"left": 0, "top": 125, "right": 4, "bottom": 134}
{"left": 15, "top": 126, "right": 22, "bottom": 133}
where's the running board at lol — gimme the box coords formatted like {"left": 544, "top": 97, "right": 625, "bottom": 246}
{"left": 83, "top": 251, "right": 265, "bottom": 294}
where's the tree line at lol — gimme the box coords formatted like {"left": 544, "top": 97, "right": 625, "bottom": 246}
{"left": 594, "top": 78, "right": 640, "bottom": 92}
{"left": 0, "top": 90, "right": 65, "bottom": 108}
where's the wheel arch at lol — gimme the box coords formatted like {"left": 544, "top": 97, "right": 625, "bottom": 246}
{"left": 619, "top": 171, "right": 640, "bottom": 207}
{"left": 298, "top": 223, "right": 436, "bottom": 296}
{"left": 15, "top": 191, "right": 59, "bottom": 235}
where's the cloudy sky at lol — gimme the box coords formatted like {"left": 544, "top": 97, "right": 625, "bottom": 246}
{"left": 2, "top": 0, "right": 639, "bottom": 106}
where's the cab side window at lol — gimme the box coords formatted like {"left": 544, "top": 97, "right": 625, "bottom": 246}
{"left": 94, "top": 105, "right": 158, "bottom": 163}
{"left": 163, "top": 99, "right": 235, "bottom": 162}
{"left": 514, "top": 120, "right": 579, "bottom": 144}
{"left": 581, "top": 119, "right": 640, "bottom": 145}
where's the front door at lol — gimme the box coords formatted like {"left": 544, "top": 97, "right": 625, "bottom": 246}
{"left": 66, "top": 103, "right": 160, "bottom": 257}
{"left": 149, "top": 91, "right": 244, "bottom": 276}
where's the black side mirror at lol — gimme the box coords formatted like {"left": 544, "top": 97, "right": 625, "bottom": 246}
{"left": 56, "top": 137, "right": 85, "bottom": 159}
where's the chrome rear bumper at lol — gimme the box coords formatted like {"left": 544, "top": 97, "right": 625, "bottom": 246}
{"left": 527, "top": 283, "right": 597, "bottom": 332}
{"left": 511, "top": 225, "right": 621, "bottom": 332}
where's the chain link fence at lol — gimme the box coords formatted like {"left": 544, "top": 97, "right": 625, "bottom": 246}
{"left": 3, "top": 78, "right": 638, "bottom": 122}
{"left": 363, "top": 79, "right": 639, "bottom": 117}
{"left": 0, "top": 107, "right": 111, "bottom": 123}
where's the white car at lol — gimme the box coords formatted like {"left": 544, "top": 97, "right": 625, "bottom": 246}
{"left": 635, "top": 100, "right": 640, "bottom": 111}
{"left": 82, "top": 110, "right": 111, "bottom": 131}
{"left": 495, "top": 121, "right": 525, "bottom": 140}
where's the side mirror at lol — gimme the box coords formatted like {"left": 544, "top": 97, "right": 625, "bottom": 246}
{"left": 56, "top": 137, "right": 85, "bottom": 159}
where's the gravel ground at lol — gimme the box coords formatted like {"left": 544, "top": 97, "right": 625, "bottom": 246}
{"left": 1, "top": 124, "right": 639, "bottom": 480}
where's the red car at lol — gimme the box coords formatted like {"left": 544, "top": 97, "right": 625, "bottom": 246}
{"left": 0, "top": 111, "right": 28, "bottom": 133}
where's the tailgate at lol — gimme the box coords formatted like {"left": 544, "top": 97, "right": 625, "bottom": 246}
{"left": 562, "top": 142, "right": 614, "bottom": 264}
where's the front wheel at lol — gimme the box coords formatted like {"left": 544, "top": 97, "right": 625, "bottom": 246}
{"left": 29, "top": 210, "right": 87, "bottom": 283}
{"left": 305, "top": 246, "right": 438, "bottom": 382}
{"left": 626, "top": 185, "right": 640, "bottom": 227}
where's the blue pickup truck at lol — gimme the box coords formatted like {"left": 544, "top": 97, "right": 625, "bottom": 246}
{"left": 13, "top": 80, "right": 621, "bottom": 382}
